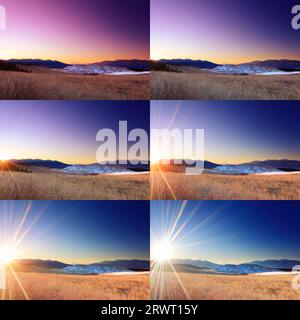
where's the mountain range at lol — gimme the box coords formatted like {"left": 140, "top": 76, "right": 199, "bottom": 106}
{"left": 8, "top": 59, "right": 69, "bottom": 69}
{"left": 155, "top": 59, "right": 300, "bottom": 75}
{"left": 162, "top": 159, "right": 300, "bottom": 175}
{"left": 6, "top": 59, "right": 149, "bottom": 73}
{"left": 10, "top": 159, "right": 69, "bottom": 169}
{"left": 170, "top": 259, "right": 300, "bottom": 275}
{"left": 4, "top": 158, "right": 300, "bottom": 175}
{"left": 12, "top": 259, "right": 150, "bottom": 275}
{"left": 5, "top": 159, "right": 149, "bottom": 174}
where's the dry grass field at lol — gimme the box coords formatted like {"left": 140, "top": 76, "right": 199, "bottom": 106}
{"left": 0, "top": 70, "right": 149, "bottom": 100}
{"left": 0, "top": 170, "right": 149, "bottom": 200}
{"left": 150, "top": 166, "right": 300, "bottom": 200}
{"left": 2, "top": 270, "right": 149, "bottom": 300}
{"left": 152, "top": 271, "right": 300, "bottom": 300}
{"left": 151, "top": 70, "right": 300, "bottom": 100}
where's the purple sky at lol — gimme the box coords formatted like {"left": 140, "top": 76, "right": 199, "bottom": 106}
{"left": 1, "top": 0, "right": 149, "bottom": 63}
{"left": 151, "top": 0, "right": 300, "bottom": 63}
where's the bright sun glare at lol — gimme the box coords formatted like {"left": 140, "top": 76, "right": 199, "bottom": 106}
{"left": 0, "top": 151, "right": 11, "bottom": 161}
{"left": 0, "top": 246, "right": 16, "bottom": 265}
{"left": 151, "top": 151, "right": 161, "bottom": 164}
{"left": 152, "top": 239, "right": 174, "bottom": 262}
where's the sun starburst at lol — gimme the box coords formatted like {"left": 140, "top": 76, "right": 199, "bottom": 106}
{"left": 0, "top": 201, "right": 48, "bottom": 299}
{"left": 150, "top": 200, "right": 227, "bottom": 300}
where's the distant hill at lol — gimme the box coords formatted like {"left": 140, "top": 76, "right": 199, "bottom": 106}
{"left": 249, "top": 59, "right": 300, "bottom": 71}
{"left": 8, "top": 59, "right": 70, "bottom": 69}
{"left": 244, "top": 159, "right": 300, "bottom": 171}
{"left": 99, "top": 259, "right": 150, "bottom": 271}
{"left": 12, "top": 259, "right": 150, "bottom": 275}
{"left": 6, "top": 59, "right": 149, "bottom": 71}
{"left": 158, "top": 59, "right": 219, "bottom": 69}
{"left": 249, "top": 259, "right": 300, "bottom": 270}
{"left": 0, "top": 160, "right": 30, "bottom": 172}
{"left": 12, "top": 259, "right": 69, "bottom": 273}
{"left": 0, "top": 60, "right": 28, "bottom": 72}
{"left": 214, "top": 263, "right": 278, "bottom": 274}
{"left": 170, "top": 258, "right": 300, "bottom": 275}
{"left": 11, "top": 159, "right": 69, "bottom": 169}
{"left": 99, "top": 59, "right": 149, "bottom": 71}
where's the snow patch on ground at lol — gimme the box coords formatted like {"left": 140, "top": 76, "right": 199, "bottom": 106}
{"left": 62, "top": 264, "right": 128, "bottom": 275}
{"left": 213, "top": 164, "right": 282, "bottom": 175}
{"left": 214, "top": 264, "right": 276, "bottom": 275}
{"left": 212, "top": 64, "right": 276, "bottom": 75}
{"left": 62, "top": 64, "right": 148, "bottom": 75}
{"left": 110, "top": 71, "right": 149, "bottom": 75}
{"left": 254, "top": 171, "right": 300, "bottom": 175}
{"left": 107, "top": 171, "right": 149, "bottom": 176}
{"left": 212, "top": 64, "right": 300, "bottom": 76}
{"left": 260, "top": 71, "right": 300, "bottom": 76}
{"left": 62, "top": 164, "right": 146, "bottom": 175}
{"left": 255, "top": 271, "right": 300, "bottom": 276}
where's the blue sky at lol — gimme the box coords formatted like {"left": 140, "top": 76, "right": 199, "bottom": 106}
{"left": 151, "top": 200, "right": 300, "bottom": 264}
{"left": 151, "top": 0, "right": 300, "bottom": 62}
{"left": 0, "top": 201, "right": 149, "bottom": 263}
{"left": 0, "top": 101, "right": 149, "bottom": 164}
{"left": 151, "top": 100, "right": 300, "bottom": 163}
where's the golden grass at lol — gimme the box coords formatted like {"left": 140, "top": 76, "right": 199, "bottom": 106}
{"left": 2, "top": 271, "right": 149, "bottom": 300}
{"left": 153, "top": 272, "right": 300, "bottom": 300}
{"left": 0, "top": 170, "right": 149, "bottom": 200}
{"left": 150, "top": 166, "right": 300, "bottom": 200}
{"left": 151, "top": 70, "right": 300, "bottom": 100}
{"left": 0, "top": 70, "right": 149, "bottom": 100}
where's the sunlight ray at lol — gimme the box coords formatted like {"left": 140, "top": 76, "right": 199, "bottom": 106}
{"left": 167, "top": 260, "right": 191, "bottom": 300}
{"left": 157, "top": 166, "right": 177, "bottom": 200}
{"left": 12, "top": 202, "right": 32, "bottom": 246}
{"left": 8, "top": 265, "right": 30, "bottom": 300}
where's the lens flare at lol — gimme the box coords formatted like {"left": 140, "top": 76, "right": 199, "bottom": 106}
{"left": 0, "top": 246, "right": 16, "bottom": 265}
{"left": 152, "top": 239, "right": 174, "bottom": 262}
{"left": 0, "top": 151, "right": 11, "bottom": 161}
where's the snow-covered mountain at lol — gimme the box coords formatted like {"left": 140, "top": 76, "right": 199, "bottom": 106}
{"left": 62, "top": 64, "right": 149, "bottom": 75}
{"left": 213, "top": 164, "right": 283, "bottom": 175}
{"left": 248, "top": 259, "right": 300, "bottom": 270}
{"left": 213, "top": 63, "right": 300, "bottom": 75}
{"left": 213, "top": 64, "right": 277, "bottom": 75}
{"left": 62, "top": 164, "right": 148, "bottom": 175}
{"left": 62, "top": 264, "right": 129, "bottom": 275}
{"left": 249, "top": 59, "right": 300, "bottom": 71}
{"left": 100, "top": 259, "right": 150, "bottom": 270}
{"left": 243, "top": 159, "right": 300, "bottom": 171}
{"left": 214, "top": 264, "right": 277, "bottom": 275}
{"left": 62, "top": 259, "right": 150, "bottom": 275}
{"left": 171, "top": 259, "right": 299, "bottom": 275}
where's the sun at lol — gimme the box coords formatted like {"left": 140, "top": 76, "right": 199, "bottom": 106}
{"left": 0, "top": 151, "right": 11, "bottom": 161}
{"left": 0, "top": 245, "right": 16, "bottom": 265}
{"left": 151, "top": 150, "right": 161, "bottom": 164}
{"left": 152, "top": 239, "right": 174, "bottom": 262}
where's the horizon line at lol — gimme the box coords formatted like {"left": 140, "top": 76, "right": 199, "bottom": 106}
{"left": 151, "top": 57, "right": 300, "bottom": 64}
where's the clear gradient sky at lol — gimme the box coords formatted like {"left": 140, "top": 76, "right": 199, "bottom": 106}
{"left": 0, "top": 0, "right": 149, "bottom": 63}
{"left": 151, "top": 101, "right": 300, "bottom": 164}
{"left": 0, "top": 101, "right": 149, "bottom": 164}
{"left": 151, "top": 200, "right": 300, "bottom": 264}
{"left": 151, "top": 0, "right": 300, "bottom": 63}
{"left": 0, "top": 201, "right": 149, "bottom": 264}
